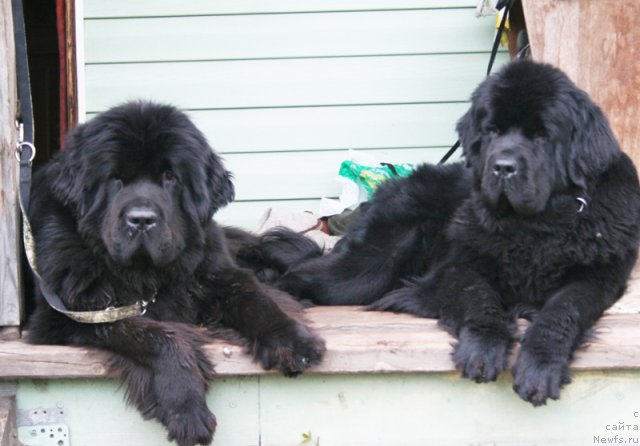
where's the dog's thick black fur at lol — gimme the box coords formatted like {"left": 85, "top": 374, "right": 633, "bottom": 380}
{"left": 26, "top": 101, "right": 325, "bottom": 446}
{"left": 243, "top": 60, "right": 640, "bottom": 405}
{"left": 236, "top": 162, "right": 471, "bottom": 305}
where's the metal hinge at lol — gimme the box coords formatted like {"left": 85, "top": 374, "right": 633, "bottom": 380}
{"left": 17, "top": 405, "right": 69, "bottom": 446}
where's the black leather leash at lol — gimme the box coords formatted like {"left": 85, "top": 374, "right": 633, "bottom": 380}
{"left": 439, "top": 0, "right": 514, "bottom": 164}
{"left": 12, "top": 0, "right": 35, "bottom": 209}
{"left": 12, "top": 0, "right": 152, "bottom": 323}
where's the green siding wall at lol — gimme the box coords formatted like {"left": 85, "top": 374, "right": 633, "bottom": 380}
{"left": 80, "top": 0, "right": 506, "bottom": 229}
{"left": 18, "top": 371, "right": 640, "bottom": 445}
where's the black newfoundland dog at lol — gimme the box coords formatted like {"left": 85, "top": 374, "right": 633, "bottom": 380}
{"left": 243, "top": 60, "right": 640, "bottom": 405}
{"left": 26, "top": 101, "right": 325, "bottom": 446}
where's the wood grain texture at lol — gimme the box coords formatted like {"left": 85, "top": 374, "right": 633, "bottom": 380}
{"left": 3, "top": 289, "right": 640, "bottom": 379}
{"left": 522, "top": 0, "right": 640, "bottom": 165}
{"left": 0, "top": 0, "right": 22, "bottom": 328}
{"left": 0, "top": 396, "right": 17, "bottom": 446}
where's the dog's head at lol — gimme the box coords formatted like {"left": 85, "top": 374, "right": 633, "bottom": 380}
{"left": 50, "top": 101, "right": 234, "bottom": 267}
{"left": 457, "top": 60, "right": 620, "bottom": 216}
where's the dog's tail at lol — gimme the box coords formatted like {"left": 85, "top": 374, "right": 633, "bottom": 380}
{"left": 226, "top": 226, "right": 323, "bottom": 283}
{"left": 260, "top": 227, "right": 324, "bottom": 269}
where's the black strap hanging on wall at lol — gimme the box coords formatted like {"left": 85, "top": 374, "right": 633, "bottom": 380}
{"left": 438, "top": 0, "right": 514, "bottom": 164}
{"left": 12, "top": 0, "right": 36, "bottom": 211}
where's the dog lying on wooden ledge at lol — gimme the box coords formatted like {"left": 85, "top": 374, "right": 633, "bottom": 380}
{"left": 235, "top": 60, "right": 640, "bottom": 406}
{"left": 25, "top": 101, "right": 326, "bottom": 446}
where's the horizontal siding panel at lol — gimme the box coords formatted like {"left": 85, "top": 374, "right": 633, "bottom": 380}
{"left": 86, "top": 103, "right": 466, "bottom": 154}
{"left": 188, "top": 103, "right": 468, "bottom": 153}
{"left": 84, "top": 0, "right": 475, "bottom": 18}
{"left": 84, "top": 10, "right": 496, "bottom": 63}
{"left": 223, "top": 147, "right": 457, "bottom": 201}
{"left": 84, "top": 53, "right": 509, "bottom": 112}
{"left": 216, "top": 199, "right": 322, "bottom": 230}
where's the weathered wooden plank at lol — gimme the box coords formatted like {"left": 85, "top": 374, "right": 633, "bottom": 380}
{"left": 84, "top": 53, "right": 509, "bottom": 112}
{"left": 3, "top": 299, "right": 640, "bottom": 379}
{"left": 0, "top": 383, "right": 17, "bottom": 446}
{"left": 0, "top": 396, "right": 17, "bottom": 446}
{"left": 84, "top": 10, "right": 496, "bottom": 63}
{"left": 0, "top": 0, "right": 22, "bottom": 328}
{"left": 608, "top": 263, "right": 640, "bottom": 314}
{"left": 522, "top": 0, "right": 640, "bottom": 166}
{"left": 84, "top": 0, "right": 476, "bottom": 18}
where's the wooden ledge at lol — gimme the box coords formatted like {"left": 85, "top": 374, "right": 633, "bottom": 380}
{"left": 2, "top": 269, "right": 640, "bottom": 378}
{"left": 1, "top": 300, "right": 640, "bottom": 379}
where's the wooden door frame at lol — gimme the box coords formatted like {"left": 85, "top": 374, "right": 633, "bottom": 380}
{"left": 58, "top": 0, "right": 79, "bottom": 138}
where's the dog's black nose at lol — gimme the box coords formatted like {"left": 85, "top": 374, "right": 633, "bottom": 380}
{"left": 492, "top": 157, "right": 518, "bottom": 178}
{"left": 126, "top": 206, "right": 158, "bottom": 232}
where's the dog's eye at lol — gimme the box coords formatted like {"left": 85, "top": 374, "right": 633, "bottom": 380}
{"left": 533, "top": 129, "right": 547, "bottom": 140}
{"left": 106, "top": 175, "right": 123, "bottom": 194}
{"left": 163, "top": 170, "right": 177, "bottom": 183}
{"left": 488, "top": 126, "right": 502, "bottom": 137}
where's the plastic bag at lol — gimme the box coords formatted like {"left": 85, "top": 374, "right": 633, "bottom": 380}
{"left": 318, "top": 150, "right": 413, "bottom": 217}
{"left": 338, "top": 160, "right": 414, "bottom": 200}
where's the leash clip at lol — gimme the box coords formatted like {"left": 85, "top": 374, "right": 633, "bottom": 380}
{"left": 140, "top": 290, "right": 158, "bottom": 316}
{"left": 15, "top": 122, "right": 36, "bottom": 163}
{"left": 576, "top": 197, "right": 588, "bottom": 213}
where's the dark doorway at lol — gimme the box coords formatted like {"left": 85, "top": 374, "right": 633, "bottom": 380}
{"left": 23, "top": 0, "right": 69, "bottom": 165}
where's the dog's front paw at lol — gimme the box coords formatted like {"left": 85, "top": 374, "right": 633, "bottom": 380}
{"left": 254, "top": 323, "right": 326, "bottom": 377}
{"left": 154, "top": 397, "right": 216, "bottom": 446}
{"left": 452, "top": 327, "right": 511, "bottom": 383}
{"left": 512, "top": 350, "right": 570, "bottom": 406}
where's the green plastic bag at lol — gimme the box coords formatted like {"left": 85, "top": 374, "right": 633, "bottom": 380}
{"left": 338, "top": 160, "right": 414, "bottom": 199}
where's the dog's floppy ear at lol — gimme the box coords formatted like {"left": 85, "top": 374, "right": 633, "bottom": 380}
{"left": 173, "top": 111, "right": 235, "bottom": 222}
{"left": 455, "top": 73, "right": 494, "bottom": 168}
{"left": 456, "top": 107, "right": 482, "bottom": 168}
{"left": 49, "top": 123, "right": 97, "bottom": 215}
{"left": 456, "top": 110, "right": 473, "bottom": 151}
{"left": 204, "top": 150, "right": 235, "bottom": 216}
{"left": 182, "top": 147, "right": 234, "bottom": 223}
{"left": 565, "top": 89, "right": 621, "bottom": 190}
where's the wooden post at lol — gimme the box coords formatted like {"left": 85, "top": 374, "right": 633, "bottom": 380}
{"left": 0, "top": 0, "right": 23, "bottom": 340}
{"left": 0, "top": 397, "right": 18, "bottom": 446}
{"left": 0, "top": 383, "right": 17, "bottom": 446}
{"left": 521, "top": 0, "right": 640, "bottom": 165}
